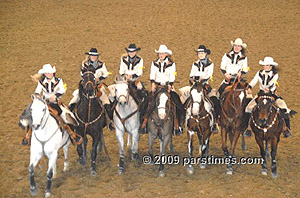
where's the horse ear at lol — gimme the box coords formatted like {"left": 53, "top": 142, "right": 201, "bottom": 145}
{"left": 31, "top": 94, "right": 36, "bottom": 100}
{"left": 42, "top": 95, "right": 46, "bottom": 101}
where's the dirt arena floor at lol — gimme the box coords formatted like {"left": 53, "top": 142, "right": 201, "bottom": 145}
{"left": 1, "top": 0, "right": 300, "bottom": 197}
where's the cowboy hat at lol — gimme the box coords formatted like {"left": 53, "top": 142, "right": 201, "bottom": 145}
{"left": 259, "top": 56, "right": 278, "bottom": 66}
{"left": 85, "top": 48, "right": 99, "bottom": 56}
{"left": 195, "top": 45, "right": 211, "bottom": 54}
{"left": 38, "top": 64, "right": 56, "bottom": 74}
{"left": 155, "top": 44, "right": 172, "bottom": 55}
{"left": 125, "top": 43, "right": 141, "bottom": 52}
{"left": 231, "top": 38, "right": 247, "bottom": 49}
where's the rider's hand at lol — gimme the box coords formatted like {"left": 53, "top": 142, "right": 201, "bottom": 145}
{"left": 126, "top": 74, "right": 132, "bottom": 80}
{"left": 151, "top": 83, "right": 156, "bottom": 92}
{"left": 237, "top": 71, "right": 242, "bottom": 78}
{"left": 264, "top": 88, "right": 270, "bottom": 93}
{"left": 246, "top": 88, "right": 252, "bottom": 94}
{"left": 225, "top": 73, "right": 231, "bottom": 79}
{"left": 49, "top": 94, "right": 57, "bottom": 103}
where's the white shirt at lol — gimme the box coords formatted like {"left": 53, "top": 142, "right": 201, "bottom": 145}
{"left": 150, "top": 58, "right": 176, "bottom": 85}
{"left": 221, "top": 51, "right": 248, "bottom": 76}
{"left": 119, "top": 55, "right": 143, "bottom": 77}
{"left": 249, "top": 70, "right": 278, "bottom": 93}
{"left": 81, "top": 60, "right": 108, "bottom": 79}
{"left": 189, "top": 59, "right": 214, "bottom": 81}
{"left": 35, "top": 77, "right": 65, "bottom": 101}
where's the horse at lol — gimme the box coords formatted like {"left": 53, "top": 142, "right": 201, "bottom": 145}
{"left": 27, "top": 94, "right": 70, "bottom": 197}
{"left": 250, "top": 94, "right": 284, "bottom": 178}
{"left": 220, "top": 77, "right": 248, "bottom": 175}
{"left": 185, "top": 81, "right": 214, "bottom": 174}
{"left": 112, "top": 75, "right": 140, "bottom": 175}
{"left": 148, "top": 86, "right": 174, "bottom": 177}
{"left": 73, "top": 69, "right": 107, "bottom": 176}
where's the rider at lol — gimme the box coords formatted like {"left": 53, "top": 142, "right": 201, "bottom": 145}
{"left": 22, "top": 64, "right": 76, "bottom": 145}
{"left": 245, "top": 56, "right": 297, "bottom": 137}
{"left": 68, "top": 48, "right": 114, "bottom": 130}
{"left": 119, "top": 43, "right": 148, "bottom": 119}
{"left": 189, "top": 45, "right": 218, "bottom": 132}
{"left": 141, "top": 44, "right": 185, "bottom": 135}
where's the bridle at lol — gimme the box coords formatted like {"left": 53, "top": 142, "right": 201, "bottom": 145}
{"left": 81, "top": 71, "right": 97, "bottom": 99}
{"left": 251, "top": 95, "right": 279, "bottom": 133}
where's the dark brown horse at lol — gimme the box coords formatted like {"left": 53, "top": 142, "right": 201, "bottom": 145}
{"left": 73, "top": 68, "right": 108, "bottom": 176}
{"left": 220, "top": 78, "right": 248, "bottom": 175}
{"left": 186, "top": 81, "right": 214, "bottom": 174}
{"left": 250, "top": 94, "right": 284, "bottom": 178}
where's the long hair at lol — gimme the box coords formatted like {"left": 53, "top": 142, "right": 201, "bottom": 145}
{"left": 229, "top": 47, "right": 247, "bottom": 56}
{"left": 31, "top": 73, "right": 43, "bottom": 82}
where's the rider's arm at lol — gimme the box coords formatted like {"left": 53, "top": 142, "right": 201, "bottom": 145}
{"left": 168, "top": 62, "right": 176, "bottom": 86}
{"left": 34, "top": 81, "right": 43, "bottom": 95}
{"left": 248, "top": 71, "right": 260, "bottom": 89}
{"left": 241, "top": 56, "right": 249, "bottom": 75}
{"left": 119, "top": 57, "right": 126, "bottom": 76}
{"left": 54, "top": 79, "right": 66, "bottom": 101}
{"left": 150, "top": 61, "right": 156, "bottom": 83}
{"left": 135, "top": 58, "right": 143, "bottom": 77}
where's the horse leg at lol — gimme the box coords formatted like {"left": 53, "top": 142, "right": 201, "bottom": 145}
{"left": 90, "top": 135, "right": 99, "bottom": 176}
{"left": 200, "top": 131, "right": 210, "bottom": 169}
{"left": 63, "top": 139, "right": 70, "bottom": 172}
{"left": 127, "top": 133, "right": 132, "bottom": 154}
{"left": 148, "top": 132, "right": 155, "bottom": 165}
{"left": 227, "top": 130, "right": 240, "bottom": 175}
{"left": 187, "top": 130, "right": 195, "bottom": 175}
{"left": 45, "top": 151, "right": 58, "bottom": 197}
{"left": 221, "top": 127, "right": 229, "bottom": 156}
{"left": 116, "top": 128, "right": 125, "bottom": 174}
{"left": 270, "top": 137, "right": 279, "bottom": 178}
{"left": 158, "top": 135, "right": 169, "bottom": 177}
{"left": 131, "top": 129, "right": 139, "bottom": 161}
{"left": 169, "top": 134, "right": 174, "bottom": 152}
{"left": 254, "top": 133, "right": 267, "bottom": 175}
{"left": 77, "top": 135, "right": 86, "bottom": 166}
{"left": 265, "top": 140, "right": 270, "bottom": 158}
{"left": 97, "top": 137, "right": 102, "bottom": 153}
{"left": 29, "top": 146, "right": 43, "bottom": 196}
{"left": 241, "top": 133, "right": 247, "bottom": 150}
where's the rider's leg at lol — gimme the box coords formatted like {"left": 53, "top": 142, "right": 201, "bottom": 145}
{"left": 276, "top": 98, "right": 293, "bottom": 138}
{"left": 207, "top": 87, "right": 219, "bottom": 133}
{"left": 170, "top": 91, "right": 185, "bottom": 134}
{"left": 244, "top": 97, "right": 257, "bottom": 137}
{"left": 100, "top": 88, "right": 115, "bottom": 131}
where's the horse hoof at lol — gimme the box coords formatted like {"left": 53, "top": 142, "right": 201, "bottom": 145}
{"left": 199, "top": 163, "right": 206, "bottom": 169}
{"left": 45, "top": 191, "right": 51, "bottom": 198}
{"left": 118, "top": 168, "right": 125, "bottom": 175}
{"left": 187, "top": 166, "right": 194, "bottom": 175}
{"left": 63, "top": 167, "right": 69, "bottom": 173}
{"left": 131, "top": 153, "right": 139, "bottom": 161}
{"left": 226, "top": 168, "right": 233, "bottom": 175}
{"left": 79, "top": 157, "right": 86, "bottom": 166}
{"left": 261, "top": 169, "right": 268, "bottom": 176}
{"left": 158, "top": 170, "right": 165, "bottom": 177}
{"left": 30, "top": 186, "right": 38, "bottom": 196}
{"left": 90, "top": 170, "right": 97, "bottom": 176}
{"left": 271, "top": 172, "right": 278, "bottom": 179}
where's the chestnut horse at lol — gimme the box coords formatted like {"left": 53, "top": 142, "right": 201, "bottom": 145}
{"left": 250, "top": 94, "right": 284, "bottom": 178}
{"left": 220, "top": 78, "right": 248, "bottom": 175}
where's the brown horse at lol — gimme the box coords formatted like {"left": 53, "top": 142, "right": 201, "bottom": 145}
{"left": 185, "top": 81, "right": 214, "bottom": 174}
{"left": 220, "top": 78, "right": 248, "bottom": 175}
{"left": 250, "top": 94, "right": 284, "bottom": 178}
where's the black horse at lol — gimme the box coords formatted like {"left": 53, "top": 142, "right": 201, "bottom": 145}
{"left": 73, "top": 67, "right": 107, "bottom": 176}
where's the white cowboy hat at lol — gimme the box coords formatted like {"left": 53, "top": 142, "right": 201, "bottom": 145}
{"left": 155, "top": 44, "right": 172, "bottom": 55}
{"left": 259, "top": 56, "right": 278, "bottom": 66}
{"left": 231, "top": 38, "right": 247, "bottom": 49}
{"left": 38, "top": 64, "right": 56, "bottom": 74}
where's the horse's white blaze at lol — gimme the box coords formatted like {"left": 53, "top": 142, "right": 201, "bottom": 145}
{"left": 239, "top": 91, "right": 245, "bottom": 105}
{"left": 158, "top": 93, "right": 168, "bottom": 119}
{"left": 263, "top": 99, "right": 267, "bottom": 105}
{"left": 191, "top": 89, "right": 202, "bottom": 115}
{"left": 31, "top": 99, "right": 46, "bottom": 127}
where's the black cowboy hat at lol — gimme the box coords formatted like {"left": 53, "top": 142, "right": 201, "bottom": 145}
{"left": 125, "top": 43, "right": 141, "bottom": 52}
{"left": 85, "top": 48, "right": 99, "bottom": 56}
{"left": 194, "top": 45, "right": 211, "bottom": 54}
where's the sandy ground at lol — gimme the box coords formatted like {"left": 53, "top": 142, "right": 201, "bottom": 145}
{"left": 0, "top": 0, "right": 300, "bottom": 197}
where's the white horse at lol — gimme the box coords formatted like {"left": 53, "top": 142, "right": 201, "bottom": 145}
{"left": 109, "top": 75, "right": 140, "bottom": 174}
{"left": 28, "top": 95, "right": 70, "bottom": 197}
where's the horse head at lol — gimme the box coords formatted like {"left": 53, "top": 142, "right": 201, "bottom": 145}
{"left": 229, "top": 79, "right": 248, "bottom": 115}
{"left": 155, "top": 88, "right": 170, "bottom": 120}
{"left": 190, "top": 80, "right": 204, "bottom": 116}
{"left": 115, "top": 75, "right": 129, "bottom": 106}
{"left": 256, "top": 94, "right": 276, "bottom": 127}
{"left": 30, "top": 94, "right": 49, "bottom": 130}
{"left": 81, "top": 66, "right": 97, "bottom": 98}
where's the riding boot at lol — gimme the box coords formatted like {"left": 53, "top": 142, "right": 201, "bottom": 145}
{"left": 210, "top": 96, "right": 220, "bottom": 133}
{"left": 104, "top": 104, "right": 115, "bottom": 131}
{"left": 139, "top": 94, "right": 154, "bottom": 134}
{"left": 244, "top": 112, "right": 252, "bottom": 137}
{"left": 22, "top": 127, "right": 32, "bottom": 146}
{"left": 68, "top": 103, "right": 76, "bottom": 112}
{"left": 283, "top": 116, "right": 292, "bottom": 138}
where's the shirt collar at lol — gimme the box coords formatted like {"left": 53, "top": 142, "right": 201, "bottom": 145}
{"left": 43, "top": 77, "right": 56, "bottom": 84}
